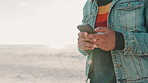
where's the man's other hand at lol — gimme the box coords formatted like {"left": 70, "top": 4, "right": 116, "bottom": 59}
{"left": 88, "top": 27, "right": 116, "bottom": 51}
{"left": 78, "top": 32, "right": 98, "bottom": 50}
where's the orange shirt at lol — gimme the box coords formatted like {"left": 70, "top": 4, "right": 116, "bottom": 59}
{"left": 95, "top": 3, "right": 112, "bottom": 28}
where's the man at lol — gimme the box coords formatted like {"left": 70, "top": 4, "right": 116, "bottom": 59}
{"left": 77, "top": 0, "right": 148, "bottom": 83}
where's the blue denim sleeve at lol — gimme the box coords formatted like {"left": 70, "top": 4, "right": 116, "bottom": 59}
{"left": 122, "top": 2, "right": 148, "bottom": 56}
{"left": 78, "top": 47, "right": 88, "bottom": 56}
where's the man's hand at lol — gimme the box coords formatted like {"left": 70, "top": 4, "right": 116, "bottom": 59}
{"left": 88, "top": 27, "right": 116, "bottom": 51}
{"left": 78, "top": 32, "right": 97, "bottom": 50}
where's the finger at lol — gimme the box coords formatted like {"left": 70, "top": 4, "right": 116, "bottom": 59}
{"left": 87, "top": 34, "right": 100, "bottom": 39}
{"left": 87, "top": 34, "right": 95, "bottom": 39}
{"left": 85, "top": 42, "right": 93, "bottom": 47}
{"left": 78, "top": 32, "right": 88, "bottom": 38}
{"left": 78, "top": 43, "right": 94, "bottom": 50}
{"left": 93, "top": 44, "right": 99, "bottom": 48}
{"left": 78, "top": 42, "right": 93, "bottom": 47}
{"left": 83, "top": 40, "right": 98, "bottom": 47}
{"left": 84, "top": 47, "right": 94, "bottom": 50}
{"left": 89, "top": 34, "right": 105, "bottom": 39}
{"left": 78, "top": 37, "right": 89, "bottom": 42}
{"left": 95, "top": 27, "right": 110, "bottom": 32}
{"left": 89, "top": 38, "right": 98, "bottom": 43}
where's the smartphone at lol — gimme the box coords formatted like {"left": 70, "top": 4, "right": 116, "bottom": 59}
{"left": 77, "top": 24, "right": 96, "bottom": 34}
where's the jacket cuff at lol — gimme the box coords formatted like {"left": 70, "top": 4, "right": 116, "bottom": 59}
{"left": 114, "top": 31, "right": 125, "bottom": 50}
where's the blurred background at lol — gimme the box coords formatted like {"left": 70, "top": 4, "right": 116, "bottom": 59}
{"left": 0, "top": 0, "right": 86, "bottom": 83}
{"left": 0, "top": 0, "right": 85, "bottom": 48}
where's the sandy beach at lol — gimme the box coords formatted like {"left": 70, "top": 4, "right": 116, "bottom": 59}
{"left": 0, "top": 45, "right": 86, "bottom": 83}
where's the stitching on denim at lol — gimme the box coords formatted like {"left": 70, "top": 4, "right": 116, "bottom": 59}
{"left": 118, "top": 77, "right": 148, "bottom": 82}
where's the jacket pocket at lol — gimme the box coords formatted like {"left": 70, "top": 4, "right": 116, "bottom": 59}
{"left": 117, "top": 51, "right": 148, "bottom": 82}
{"left": 116, "top": 1, "right": 144, "bottom": 31}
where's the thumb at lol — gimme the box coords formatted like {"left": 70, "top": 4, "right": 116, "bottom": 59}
{"left": 95, "top": 27, "right": 109, "bottom": 32}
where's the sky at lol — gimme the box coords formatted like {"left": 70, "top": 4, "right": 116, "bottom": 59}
{"left": 0, "top": 0, "right": 85, "bottom": 48}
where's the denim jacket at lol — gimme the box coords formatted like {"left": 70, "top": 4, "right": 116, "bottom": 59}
{"left": 78, "top": 0, "right": 148, "bottom": 83}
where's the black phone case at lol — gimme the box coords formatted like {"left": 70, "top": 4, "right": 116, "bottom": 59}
{"left": 77, "top": 24, "right": 95, "bottom": 34}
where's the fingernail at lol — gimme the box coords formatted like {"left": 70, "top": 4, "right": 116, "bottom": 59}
{"left": 86, "top": 38, "right": 89, "bottom": 41}
{"left": 93, "top": 39, "right": 97, "bottom": 42}
{"left": 93, "top": 44, "right": 98, "bottom": 48}
{"left": 84, "top": 32, "right": 87, "bottom": 38}
{"left": 95, "top": 27, "right": 100, "bottom": 30}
